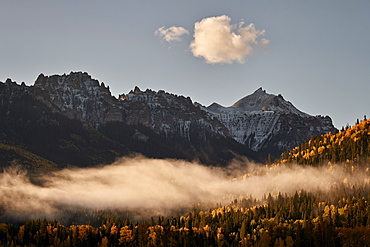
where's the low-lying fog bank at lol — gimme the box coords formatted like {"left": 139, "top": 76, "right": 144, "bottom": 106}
{"left": 1, "top": 156, "right": 369, "bottom": 223}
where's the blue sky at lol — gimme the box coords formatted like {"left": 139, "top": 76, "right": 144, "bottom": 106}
{"left": 1, "top": 1, "right": 369, "bottom": 128}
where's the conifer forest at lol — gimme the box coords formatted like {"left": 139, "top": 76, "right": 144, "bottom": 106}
{"left": 1, "top": 119, "right": 370, "bottom": 246}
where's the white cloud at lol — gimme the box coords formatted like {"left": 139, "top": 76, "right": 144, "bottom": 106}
{"left": 155, "top": 26, "right": 189, "bottom": 44}
{"left": 189, "top": 15, "right": 268, "bottom": 64}
{"left": 260, "top": 38, "right": 270, "bottom": 46}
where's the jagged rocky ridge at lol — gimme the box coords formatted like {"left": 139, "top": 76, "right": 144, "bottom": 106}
{"left": 0, "top": 72, "right": 259, "bottom": 168}
{"left": 0, "top": 72, "right": 336, "bottom": 168}
{"left": 33, "top": 72, "right": 230, "bottom": 142}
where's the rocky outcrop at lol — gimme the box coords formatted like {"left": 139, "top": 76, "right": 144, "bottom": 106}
{"left": 34, "top": 72, "right": 122, "bottom": 128}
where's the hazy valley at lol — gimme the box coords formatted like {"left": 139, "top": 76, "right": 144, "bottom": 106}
{"left": 0, "top": 72, "right": 369, "bottom": 246}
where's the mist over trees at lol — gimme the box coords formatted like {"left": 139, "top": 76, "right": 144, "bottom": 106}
{"left": 2, "top": 183, "right": 370, "bottom": 246}
{"left": 0, "top": 118, "right": 370, "bottom": 246}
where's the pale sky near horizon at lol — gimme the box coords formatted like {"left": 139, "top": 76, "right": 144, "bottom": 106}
{"left": 1, "top": 1, "right": 369, "bottom": 129}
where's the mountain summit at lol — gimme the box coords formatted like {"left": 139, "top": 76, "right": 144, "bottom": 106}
{"left": 205, "top": 88, "right": 336, "bottom": 158}
{"left": 231, "top": 87, "right": 308, "bottom": 116}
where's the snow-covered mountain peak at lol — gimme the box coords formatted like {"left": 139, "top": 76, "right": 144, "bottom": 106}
{"left": 231, "top": 87, "right": 270, "bottom": 108}
{"left": 222, "top": 88, "right": 308, "bottom": 117}
{"left": 203, "top": 87, "right": 335, "bottom": 158}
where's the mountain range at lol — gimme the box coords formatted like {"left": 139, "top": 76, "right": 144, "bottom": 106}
{"left": 0, "top": 72, "right": 336, "bottom": 171}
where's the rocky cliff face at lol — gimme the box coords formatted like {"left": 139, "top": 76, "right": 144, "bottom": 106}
{"left": 32, "top": 72, "right": 229, "bottom": 142}
{"left": 34, "top": 72, "right": 123, "bottom": 127}
{"left": 204, "top": 88, "right": 336, "bottom": 158}
{"left": 118, "top": 87, "right": 229, "bottom": 141}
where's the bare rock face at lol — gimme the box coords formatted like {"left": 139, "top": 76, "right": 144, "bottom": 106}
{"left": 118, "top": 87, "right": 229, "bottom": 141}
{"left": 34, "top": 72, "right": 123, "bottom": 127}
{"left": 204, "top": 87, "right": 336, "bottom": 158}
{"left": 32, "top": 72, "right": 229, "bottom": 143}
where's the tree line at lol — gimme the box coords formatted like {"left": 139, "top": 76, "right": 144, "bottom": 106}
{"left": 2, "top": 183, "right": 370, "bottom": 246}
{"left": 280, "top": 118, "right": 370, "bottom": 166}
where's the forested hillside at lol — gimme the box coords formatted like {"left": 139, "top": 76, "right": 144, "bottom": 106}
{"left": 1, "top": 118, "right": 370, "bottom": 246}
{"left": 280, "top": 118, "right": 370, "bottom": 165}
{"left": 0, "top": 143, "right": 58, "bottom": 173}
{"left": 1, "top": 180, "right": 370, "bottom": 246}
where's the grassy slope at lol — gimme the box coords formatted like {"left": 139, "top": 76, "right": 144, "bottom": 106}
{"left": 0, "top": 142, "right": 58, "bottom": 173}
